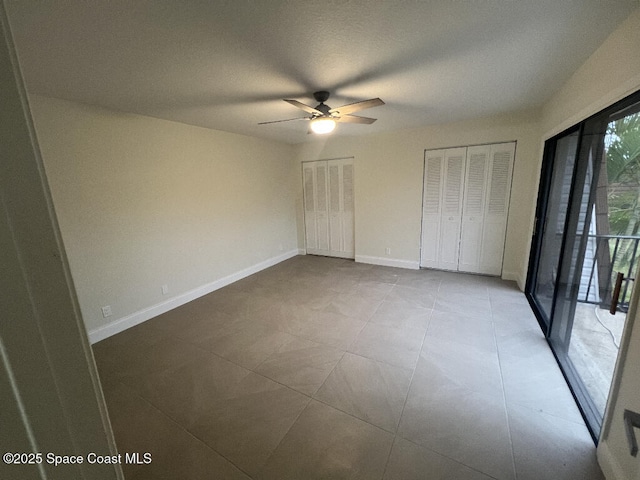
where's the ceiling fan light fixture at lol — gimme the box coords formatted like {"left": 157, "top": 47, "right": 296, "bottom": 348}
{"left": 310, "top": 116, "right": 336, "bottom": 134}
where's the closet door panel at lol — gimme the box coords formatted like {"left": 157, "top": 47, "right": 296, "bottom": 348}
{"left": 479, "top": 143, "right": 515, "bottom": 274}
{"left": 341, "top": 161, "right": 355, "bottom": 256}
{"left": 420, "top": 151, "right": 445, "bottom": 268}
{"left": 315, "top": 163, "right": 330, "bottom": 253}
{"left": 328, "top": 163, "right": 343, "bottom": 252}
{"left": 480, "top": 218, "right": 508, "bottom": 275}
{"left": 303, "top": 165, "right": 318, "bottom": 252}
{"left": 439, "top": 217, "right": 461, "bottom": 270}
{"left": 438, "top": 148, "right": 466, "bottom": 271}
{"left": 459, "top": 146, "right": 490, "bottom": 273}
{"left": 459, "top": 220, "right": 483, "bottom": 273}
{"left": 343, "top": 211, "right": 354, "bottom": 256}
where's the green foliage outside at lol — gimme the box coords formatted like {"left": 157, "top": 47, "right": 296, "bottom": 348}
{"left": 606, "top": 112, "right": 640, "bottom": 236}
{"left": 604, "top": 112, "right": 640, "bottom": 299}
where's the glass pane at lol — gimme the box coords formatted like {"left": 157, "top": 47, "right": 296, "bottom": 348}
{"left": 547, "top": 122, "right": 607, "bottom": 439}
{"left": 532, "top": 131, "right": 579, "bottom": 323}
{"left": 552, "top": 130, "right": 603, "bottom": 349}
{"left": 566, "top": 111, "right": 640, "bottom": 423}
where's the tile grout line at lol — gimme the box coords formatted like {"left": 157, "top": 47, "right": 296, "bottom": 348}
{"left": 385, "top": 281, "right": 439, "bottom": 476}
{"left": 109, "top": 379, "right": 257, "bottom": 479}
{"left": 391, "top": 435, "right": 505, "bottom": 480}
{"left": 255, "top": 395, "right": 314, "bottom": 478}
{"left": 490, "top": 295, "right": 520, "bottom": 480}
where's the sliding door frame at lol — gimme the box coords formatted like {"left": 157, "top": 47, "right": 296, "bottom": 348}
{"left": 526, "top": 125, "right": 583, "bottom": 335}
{"left": 525, "top": 88, "right": 640, "bottom": 442}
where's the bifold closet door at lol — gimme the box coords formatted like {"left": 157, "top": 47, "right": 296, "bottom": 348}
{"left": 421, "top": 142, "right": 515, "bottom": 275}
{"left": 458, "top": 145, "right": 489, "bottom": 273}
{"left": 420, "top": 147, "right": 466, "bottom": 270}
{"left": 458, "top": 142, "right": 515, "bottom": 274}
{"left": 303, "top": 162, "right": 329, "bottom": 255}
{"left": 303, "top": 159, "right": 354, "bottom": 258}
{"left": 479, "top": 142, "right": 515, "bottom": 274}
{"left": 328, "top": 159, "right": 355, "bottom": 257}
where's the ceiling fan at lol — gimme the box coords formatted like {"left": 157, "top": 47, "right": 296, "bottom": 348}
{"left": 259, "top": 91, "right": 385, "bottom": 134}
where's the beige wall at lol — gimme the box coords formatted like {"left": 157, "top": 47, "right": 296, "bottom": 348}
{"left": 295, "top": 109, "right": 541, "bottom": 287}
{"left": 542, "top": 7, "right": 640, "bottom": 138}
{"left": 29, "top": 95, "right": 297, "bottom": 338}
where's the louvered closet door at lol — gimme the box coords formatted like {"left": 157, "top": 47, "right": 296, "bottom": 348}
{"left": 458, "top": 145, "right": 490, "bottom": 273}
{"left": 334, "top": 159, "right": 354, "bottom": 257}
{"left": 303, "top": 162, "right": 330, "bottom": 256}
{"left": 303, "top": 159, "right": 354, "bottom": 259}
{"left": 438, "top": 148, "right": 467, "bottom": 271}
{"left": 303, "top": 164, "right": 318, "bottom": 252}
{"left": 420, "top": 150, "right": 445, "bottom": 268}
{"left": 328, "top": 162, "right": 343, "bottom": 253}
{"left": 314, "top": 162, "right": 330, "bottom": 254}
{"left": 421, "top": 142, "right": 515, "bottom": 275}
{"left": 480, "top": 142, "right": 515, "bottom": 275}
{"left": 420, "top": 148, "right": 466, "bottom": 270}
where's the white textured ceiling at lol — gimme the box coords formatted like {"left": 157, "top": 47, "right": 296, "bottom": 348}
{"left": 5, "top": 1, "right": 639, "bottom": 144}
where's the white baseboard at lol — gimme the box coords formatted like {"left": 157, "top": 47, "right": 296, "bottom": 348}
{"left": 596, "top": 440, "right": 628, "bottom": 480}
{"left": 501, "top": 269, "right": 525, "bottom": 291}
{"left": 355, "top": 255, "right": 420, "bottom": 270}
{"left": 88, "top": 249, "right": 299, "bottom": 344}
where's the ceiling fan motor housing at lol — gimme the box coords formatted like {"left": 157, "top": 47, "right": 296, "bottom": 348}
{"left": 312, "top": 91, "right": 332, "bottom": 116}
{"left": 313, "top": 91, "right": 331, "bottom": 103}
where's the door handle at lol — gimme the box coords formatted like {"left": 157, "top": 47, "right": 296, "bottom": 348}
{"left": 624, "top": 409, "right": 640, "bottom": 457}
{"left": 610, "top": 272, "right": 625, "bottom": 315}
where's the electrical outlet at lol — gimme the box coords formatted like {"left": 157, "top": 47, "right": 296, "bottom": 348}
{"left": 279, "top": 243, "right": 284, "bottom": 252}
{"left": 101, "top": 306, "right": 112, "bottom": 318}
{"left": 385, "top": 247, "right": 391, "bottom": 255}
{"left": 161, "top": 284, "right": 169, "bottom": 295}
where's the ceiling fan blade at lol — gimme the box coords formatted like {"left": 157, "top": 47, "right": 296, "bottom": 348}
{"left": 337, "top": 115, "right": 377, "bottom": 124}
{"left": 258, "top": 117, "right": 309, "bottom": 125}
{"left": 284, "top": 99, "right": 323, "bottom": 115}
{"left": 329, "top": 98, "right": 384, "bottom": 116}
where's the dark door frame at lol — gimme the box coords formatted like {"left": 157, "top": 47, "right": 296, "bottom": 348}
{"left": 525, "top": 89, "right": 640, "bottom": 442}
{"left": 525, "top": 124, "right": 582, "bottom": 335}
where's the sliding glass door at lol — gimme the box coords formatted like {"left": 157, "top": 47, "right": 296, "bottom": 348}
{"left": 527, "top": 128, "right": 580, "bottom": 333}
{"left": 526, "top": 90, "right": 640, "bottom": 439}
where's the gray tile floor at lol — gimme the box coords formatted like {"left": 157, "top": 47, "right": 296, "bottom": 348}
{"left": 92, "top": 255, "right": 604, "bottom": 480}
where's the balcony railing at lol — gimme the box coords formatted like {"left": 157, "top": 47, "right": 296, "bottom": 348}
{"left": 581, "top": 234, "right": 640, "bottom": 312}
